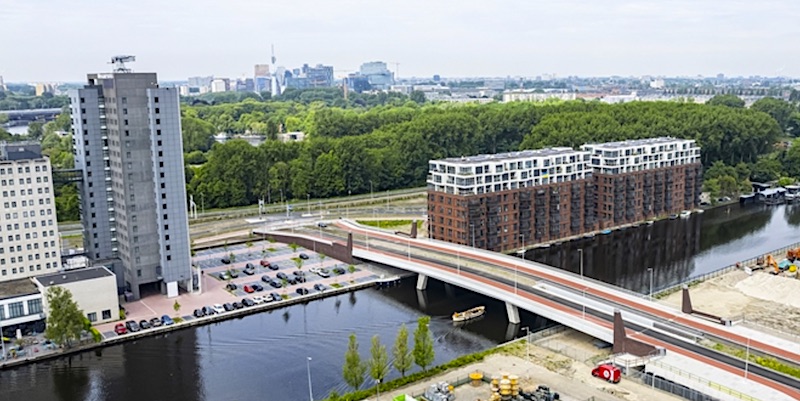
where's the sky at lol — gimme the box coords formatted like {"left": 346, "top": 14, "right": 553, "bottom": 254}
{"left": 1, "top": 0, "right": 798, "bottom": 82}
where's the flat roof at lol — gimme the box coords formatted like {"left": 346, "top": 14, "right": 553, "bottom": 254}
{"left": 0, "top": 278, "right": 40, "bottom": 300}
{"left": 582, "top": 137, "right": 691, "bottom": 150}
{"left": 436, "top": 147, "right": 578, "bottom": 164}
{"left": 34, "top": 267, "right": 113, "bottom": 287}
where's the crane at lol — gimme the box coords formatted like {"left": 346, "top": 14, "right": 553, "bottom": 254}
{"left": 110, "top": 55, "right": 136, "bottom": 73}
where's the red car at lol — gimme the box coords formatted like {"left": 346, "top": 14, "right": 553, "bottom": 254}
{"left": 243, "top": 285, "right": 255, "bottom": 293}
{"left": 592, "top": 364, "right": 621, "bottom": 383}
{"left": 259, "top": 260, "right": 271, "bottom": 268}
{"left": 114, "top": 323, "right": 127, "bottom": 335}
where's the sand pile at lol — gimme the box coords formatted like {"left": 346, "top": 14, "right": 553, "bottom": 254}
{"left": 734, "top": 273, "right": 800, "bottom": 309}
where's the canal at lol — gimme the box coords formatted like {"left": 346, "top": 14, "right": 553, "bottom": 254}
{"left": 2, "top": 203, "right": 797, "bottom": 401}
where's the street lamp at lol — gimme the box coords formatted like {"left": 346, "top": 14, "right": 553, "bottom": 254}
{"left": 578, "top": 248, "right": 584, "bottom": 280}
{"left": 306, "top": 356, "right": 314, "bottom": 401}
{"left": 521, "top": 326, "right": 530, "bottom": 361}
{"left": 744, "top": 337, "right": 751, "bottom": 379}
{"left": 347, "top": 190, "right": 351, "bottom": 218}
{"left": 516, "top": 235, "right": 526, "bottom": 295}
{"left": 648, "top": 267, "right": 654, "bottom": 301}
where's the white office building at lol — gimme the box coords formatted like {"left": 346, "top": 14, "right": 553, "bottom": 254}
{"left": 581, "top": 137, "right": 701, "bottom": 175}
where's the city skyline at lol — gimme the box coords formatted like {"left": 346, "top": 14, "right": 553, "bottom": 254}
{"left": 1, "top": 0, "right": 798, "bottom": 82}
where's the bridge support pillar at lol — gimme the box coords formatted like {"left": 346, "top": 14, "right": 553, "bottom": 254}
{"left": 505, "top": 302, "right": 520, "bottom": 324}
{"left": 416, "top": 274, "right": 428, "bottom": 291}
{"left": 681, "top": 285, "right": 693, "bottom": 314}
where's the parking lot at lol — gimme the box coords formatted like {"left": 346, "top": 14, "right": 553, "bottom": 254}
{"left": 94, "top": 239, "right": 379, "bottom": 339}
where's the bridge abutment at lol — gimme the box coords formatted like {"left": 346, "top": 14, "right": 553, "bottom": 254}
{"left": 416, "top": 274, "right": 428, "bottom": 291}
{"left": 505, "top": 302, "right": 520, "bottom": 324}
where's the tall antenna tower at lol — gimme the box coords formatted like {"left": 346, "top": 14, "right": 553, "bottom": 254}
{"left": 110, "top": 55, "right": 136, "bottom": 73}
{"left": 271, "top": 44, "right": 277, "bottom": 65}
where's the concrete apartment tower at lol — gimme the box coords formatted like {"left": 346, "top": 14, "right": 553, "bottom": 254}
{"left": 69, "top": 60, "right": 191, "bottom": 300}
{"left": 0, "top": 142, "right": 62, "bottom": 281}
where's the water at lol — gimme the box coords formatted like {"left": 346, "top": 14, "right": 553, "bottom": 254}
{"left": 2, "top": 203, "right": 796, "bottom": 401}
{"left": 526, "top": 203, "right": 800, "bottom": 294}
{"left": 0, "top": 279, "right": 549, "bottom": 401}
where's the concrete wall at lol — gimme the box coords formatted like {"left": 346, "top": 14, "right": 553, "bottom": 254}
{"left": 38, "top": 271, "right": 119, "bottom": 325}
{"left": 258, "top": 231, "right": 354, "bottom": 265}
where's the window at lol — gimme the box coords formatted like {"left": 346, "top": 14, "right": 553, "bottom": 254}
{"left": 156, "top": 119, "right": 160, "bottom": 124}
{"left": 154, "top": 97, "right": 159, "bottom": 103}
{"left": 87, "top": 312, "right": 97, "bottom": 322}
{"left": 137, "top": 269, "right": 142, "bottom": 277}
{"left": 102, "top": 310, "right": 112, "bottom": 320}
{"left": 28, "top": 299, "right": 42, "bottom": 314}
{"left": 8, "top": 301, "right": 24, "bottom": 318}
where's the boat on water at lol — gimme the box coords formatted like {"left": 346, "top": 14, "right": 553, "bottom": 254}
{"left": 600, "top": 229, "right": 612, "bottom": 235}
{"left": 668, "top": 214, "right": 679, "bottom": 220}
{"left": 452, "top": 306, "right": 485, "bottom": 322}
{"left": 680, "top": 210, "right": 691, "bottom": 219}
{"left": 694, "top": 209, "right": 705, "bottom": 214}
{"left": 646, "top": 220, "right": 655, "bottom": 226}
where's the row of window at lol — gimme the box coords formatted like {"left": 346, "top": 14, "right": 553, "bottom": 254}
{"left": 0, "top": 175, "right": 50, "bottom": 186}
{"left": 0, "top": 261, "right": 58, "bottom": 276}
{"left": 0, "top": 165, "right": 48, "bottom": 175}
{"left": 2, "top": 209, "right": 53, "bottom": 221}
{"left": 87, "top": 309, "right": 113, "bottom": 322}
{"left": 1, "top": 230, "right": 55, "bottom": 242}
{"left": 1, "top": 242, "right": 56, "bottom": 254}
{"left": 0, "top": 299, "right": 42, "bottom": 320}
{"left": 2, "top": 187, "right": 51, "bottom": 198}
{"left": 3, "top": 220, "right": 54, "bottom": 233}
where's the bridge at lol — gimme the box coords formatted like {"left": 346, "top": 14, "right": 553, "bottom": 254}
{"left": 0, "top": 108, "right": 63, "bottom": 124}
{"left": 256, "top": 220, "right": 800, "bottom": 401}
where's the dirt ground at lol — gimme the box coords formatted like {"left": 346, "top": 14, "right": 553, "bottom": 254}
{"left": 380, "top": 334, "right": 682, "bottom": 401}
{"left": 659, "top": 269, "right": 800, "bottom": 335}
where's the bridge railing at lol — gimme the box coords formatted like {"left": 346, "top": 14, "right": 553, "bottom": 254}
{"left": 633, "top": 359, "right": 761, "bottom": 401}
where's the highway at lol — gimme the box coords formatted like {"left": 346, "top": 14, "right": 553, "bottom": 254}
{"left": 315, "top": 221, "right": 800, "bottom": 399}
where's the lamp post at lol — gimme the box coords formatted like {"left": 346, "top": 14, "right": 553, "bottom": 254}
{"left": 648, "top": 267, "right": 654, "bottom": 301}
{"left": 521, "top": 326, "right": 530, "bottom": 361}
{"left": 306, "top": 356, "right": 314, "bottom": 401}
{"left": 347, "top": 190, "right": 351, "bottom": 218}
{"left": 517, "top": 235, "right": 525, "bottom": 295}
{"left": 744, "top": 337, "right": 751, "bottom": 379}
{"left": 578, "top": 248, "right": 584, "bottom": 280}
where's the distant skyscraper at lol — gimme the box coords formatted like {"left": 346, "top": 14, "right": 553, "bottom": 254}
{"left": 0, "top": 141, "right": 61, "bottom": 282}
{"left": 254, "top": 64, "right": 271, "bottom": 93}
{"left": 69, "top": 69, "right": 191, "bottom": 299}
{"left": 359, "top": 61, "right": 394, "bottom": 90}
{"left": 0, "top": 75, "right": 6, "bottom": 91}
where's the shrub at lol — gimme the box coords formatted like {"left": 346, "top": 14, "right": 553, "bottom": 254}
{"left": 89, "top": 327, "right": 102, "bottom": 343}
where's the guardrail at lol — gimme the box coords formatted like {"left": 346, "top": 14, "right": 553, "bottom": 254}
{"left": 643, "top": 359, "right": 760, "bottom": 401}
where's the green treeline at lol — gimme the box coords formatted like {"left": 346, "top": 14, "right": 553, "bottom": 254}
{"left": 186, "top": 99, "right": 784, "bottom": 209}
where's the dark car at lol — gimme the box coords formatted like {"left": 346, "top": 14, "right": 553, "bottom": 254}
{"left": 276, "top": 272, "right": 289, "bottom": 280}
{"left": 286, "top": 276, "right": 298, "bottom": 285}
{"left": 221, "top": 257, "right": 231, "bottom": 264}
{"left": 261, "top": 275, "right": 271, "bottom": 283}
{"left": 259, "top": 260, "right": 271, "bottom": 268}
{"left": 125, "top": 320, "right": 141, "bottom": 332}
{"left": 150, "top": 317, "right": 163, "bottom": 328}
{"left": 293, "top": 270, "right": 305, "bottom": 276}
{"left": 298, "top": 253, "right": 309, "bottom": 260}
{"left": 317, "top": 268, "right": 331, "bottom": 278}
{"left": 242, "top": 298, "right": 256, "bottom": 307}
{"left": 161, "top": 315, "right": 174, "bottom": 326}
{"left": 295, "top": 275, "right": 307, "bottom": 283}
{"left": 270, "top": 293, "right": 282, "bottom": 302}
{"left": 226, "top": 283, "right": 238, "bottom": 291}
{"left": 317, "top": 222, "right": 328, "bottom": 228}
{"left": 313, "top": 283, "right": 328, "bottom": 291}
{"left": 203, "top": 306, "right": 216, "bottom": 315}
{"left": 223, "top": 303, "right": 235, "bottom": 312}
{"left": 139, "top": 319, "right": 151, "bottom": 330}
{"left": 232, "top": 301, "right": 244, "bottom": 309}
{"left": 193, "top": 308, "right": 205, "bottom": 318}
{"left": 269, "top": 280, "right": 282, "bottom": 288}
{"left": 268, "top": 263, "right": 279, "bottom": 271}
{"left": 252, "top": 283, "right": 264, "bottom": 292}
{"left": 296, "top": 287, "right": 309, "bottom": 295}
{"left": 245, "top": 262, "right": 255, "bottom": 270}
{"left": 333, "top": 267, "right": 346, "bottom": 275}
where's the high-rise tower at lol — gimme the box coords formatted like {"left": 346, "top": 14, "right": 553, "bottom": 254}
{"left": 69, "top": 59, "right": 191, "bottom": 299}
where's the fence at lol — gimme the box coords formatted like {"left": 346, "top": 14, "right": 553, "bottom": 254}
{"left": 628, "top": 359, "right": 761, "bottom": 401}
{"left": 654, "top": 239, "right": 800, "bottom": 299}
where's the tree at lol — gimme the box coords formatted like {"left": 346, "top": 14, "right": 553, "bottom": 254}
{"left": 289, "top": 243, "right": 299, "bottom": 254}
{"left": 368, "top": 335, "right": 390, "bottom": 386}
{"left": 751, "top": 157, "right": 783, "bottom": 183}
{"left": 348, "top": 264, "right": 357, "bottom": 283}
{"left": 412, "top": 316, "right": 435, "bottom": 371}
{"left": 173, "top": 300, "right": 181, "bottom": 315}
{"left": 342, "top": 333, "right": 367, "bottom": 390}
{"left": 44, "top": 286, "right": 85, "bottom": 348}
{"left": 751, "top": 97, "right": 794, "bottom": 132}
{"left": 292, "top": 257, "right": 304, "bottom": 271}
{"left": 410, "top": 90, "right": 426, "bottom": 104}
{"left": 392, "top": 323, "right": 413, "bottom": 376}
{"left": 27, "top": 121, "right": 44, "bottom": 140}
{"left": 707, "top": 94, "right": 745, "bottom": 108}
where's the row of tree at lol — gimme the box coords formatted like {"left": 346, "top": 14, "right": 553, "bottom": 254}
{"left": 340, "top": 316, "right": 434, "bottom": 394}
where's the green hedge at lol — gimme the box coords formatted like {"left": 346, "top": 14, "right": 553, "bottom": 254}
{"left": 712, "top": 343, "right": 800, "bottom": 379}
{"left": 356, "top": 220, "right": 423, "bottom": 229}
{"left": 323, "top": 342, "right": 511, "bottom": 401}
{"left": 89, "top": 327, "right": 102, "bottom": 343}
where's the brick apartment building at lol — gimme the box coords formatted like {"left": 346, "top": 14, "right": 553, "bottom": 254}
{"left": 427, "top": 137, "right": 702, "bottom": 252}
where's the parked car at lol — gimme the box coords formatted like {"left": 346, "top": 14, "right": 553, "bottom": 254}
{"left": 219, "top": 272, "right": 231, "bottom": 280}
{"left": 252, "top": 283, "right": 264, "bottom": 292}
{"left": 592, "top": 364, "right": 621, "bottom": 383}
{"left": 223, "top": 303, "right": 235, "bottom": 312}
{"left": 150, "top": 317, "right": 163, "bottom": 328}
{"left": 296, "top": 287, "right": 309, "bottom": 295}
{"left": 242, "top": 298, "right": 256, "bottom": 307}
{"left": 229, "top": 270, "right": 239, "bottom": 278}
{"left": 269, "top": 280, "right": 282, "bottom": 288}
{"left": 243, "top": 285, "right": 255, "bottom": 293}
{"left": 293, "top": 270, "right": 306, "bottom": 276}
{"left": 259, "top": 260, "right": 271, "bottom": 268}
{"left": 295, "top": 275, "right": 307, "bottom": 283}
{"left": 139, "top": 320, "right": 151, "bottom": 330}
{"left": 313, "top": 283, "right": 328, "bottom": 292}
{"left": 268, "top": 263, "right": 279, "bottom": 271}
{"left": 193, "top": 308, "right": 205, "bottom": 318}
{"left": 317, "top": 222, "right": 327, "bottom": 228}
{"left": 232, "top": 301, "right": 244, "bottom": 309}
{"left": 125, "top": 320, "right": 141, "bottom": 332}
{"left": 261, "top": 275, "right": 271, "bottom": 283}
{"left": 212, "top": 304, "right": 226, "bottom": 314}
{"left": 252, "top": 295, "right": 265, "bottom": 304}
{"left": 276, "top": 272, "right": 289, "bottom": 280}
{"left": 114, "top": 323, "right": 127, "bottom": 335}
{"left": 270, "top": 292, "right": 282, "bottom": 302}
{"left": 298, "top": 253, "right": 310, "bottom": 260}
{"left": 221, "top": 257, "right": 231, "bottom": 264}
{"left": 333, "top": 267, "right": 346, "bottom": 275}
{"left": 203, "top": 306, "right": 216, "bottom": 315}
{"left": 243, "top": 267, "right": 255, "bottom": 276}
{"left": 226, "top": 283, "right": 238, "bottom": 291}
{"left": 161, "top": 315, "right": 174, "bottom": 326}
{"left": 317, "top": 268, "right": 331, "bottom": 278}
{"left": 245, "top": 263, "right": 255, "bottom": 270}
{"left": 286, "top": 276, "right": 298, "bottom": 285}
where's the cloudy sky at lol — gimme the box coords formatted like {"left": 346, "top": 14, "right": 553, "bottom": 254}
{"left": 1, "top": 0, "right": 797, "bottom": 82}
